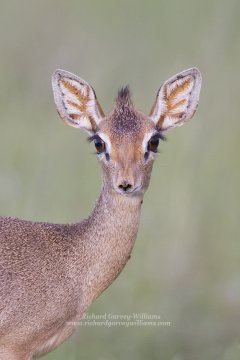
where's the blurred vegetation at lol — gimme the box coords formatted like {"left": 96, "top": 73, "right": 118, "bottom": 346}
{"left": 0, "top": 0, "right": 240, "bottom": 359}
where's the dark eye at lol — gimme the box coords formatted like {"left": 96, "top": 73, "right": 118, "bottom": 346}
{"left": 94, "top": 138, "right": 105, "bottom": 154}
{"left": 147, "top": 136, "right": 159, "bottom": 153}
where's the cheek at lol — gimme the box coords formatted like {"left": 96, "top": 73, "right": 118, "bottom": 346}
{"left": 101, "top": 161, "right": 115, "bottom": 179}
{"left": 140, "top": 160, "right": 154, "bottom": 184}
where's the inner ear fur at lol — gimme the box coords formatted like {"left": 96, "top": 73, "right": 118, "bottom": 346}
{"left": 52, "top": 69, "right": 105, "bottom": 133}
{"left": 150, "top": 68, "right": 202, "bottom": 131}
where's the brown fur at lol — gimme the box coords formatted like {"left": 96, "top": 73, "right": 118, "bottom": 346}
{"left": 167, "top": 77, "right": 192, "bottom": 103}
{"left": 0, "top": 190, "right": 142, "bottom": 359}
{"left": 0, "top": 67, "right": 201, "bottom": 359}
{"left": 0, "top": 95, "right": 153, "bottom": 359}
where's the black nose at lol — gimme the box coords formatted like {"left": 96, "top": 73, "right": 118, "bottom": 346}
{"left": 118, "top": 182, "right": 132, "bottom": 192}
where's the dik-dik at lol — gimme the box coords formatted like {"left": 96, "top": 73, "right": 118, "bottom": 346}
{"left": 0, "top": 68, "right": 201, "bottom": 359}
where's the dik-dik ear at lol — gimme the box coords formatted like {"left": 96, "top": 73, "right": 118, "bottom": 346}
{"left": 149, "top": 68, "right": 202, "bottom": 131}
{"left": 52, "top": 69, "right": 105, "bottom": 134}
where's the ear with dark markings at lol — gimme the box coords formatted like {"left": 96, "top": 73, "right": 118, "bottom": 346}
{"left": 149, "top": 68, "right": 202, "bottom": 131}
{"left": 52, "top": 69, "right": 105, "bottom": 134}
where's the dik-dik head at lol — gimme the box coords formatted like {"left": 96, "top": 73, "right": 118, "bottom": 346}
{"left": 52, "top": 68, "right": 201, "bottom": 196}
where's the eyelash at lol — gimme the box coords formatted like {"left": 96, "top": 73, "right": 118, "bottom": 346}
{"left": 147, "top": 132, "right": 166, "bottom": 152}
{"left": 88, "top": 135, "right": 109, "bottom": 158}
{"left": 151, "top": 132, "right": 166, "bottom": 142}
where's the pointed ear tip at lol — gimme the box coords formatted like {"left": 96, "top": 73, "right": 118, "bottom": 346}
{"left": 51, "top": 69, "right": 67, "bottom": 81}
{"left": 189, "top": 67, "right": 202, "bottom": 82}
{"left": 180, "top": 67, "right": 202, "bottom": 92}
{"left": 179, "top": 67, "right": 202, "bottom": 79}
{"left": 52, "top": 68, "right": 78, "bottom": 80}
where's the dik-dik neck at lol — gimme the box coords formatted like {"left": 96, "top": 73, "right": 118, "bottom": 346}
{"left": 89, "top": 183, "right": 142, "bottom": 234}
{"left": 78, "top": 181, "right": 143, "bottom": 302}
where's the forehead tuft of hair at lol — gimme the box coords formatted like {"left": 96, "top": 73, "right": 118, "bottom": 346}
{"left": 118, "top": 85, "right": 130, "bottom": 99}
{"left": 116, "top": 86, "right": 133, "bottom": 107}
{"left": 112, "top": 86, "right": 140, "bottom": 134}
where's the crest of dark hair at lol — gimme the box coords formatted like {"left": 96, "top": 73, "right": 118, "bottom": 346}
{"left": 115, "top": 86, "right": 133, "bottom": 106}
{"left": 112, "top": 86, "right": 140, "bottom": 133}
{"left": 117, "top": 86, "right": 130, "bottom": 99}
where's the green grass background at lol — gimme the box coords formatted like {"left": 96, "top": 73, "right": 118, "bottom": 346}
{"left": 0, "top": 0, "right": 240, "bottom": 359}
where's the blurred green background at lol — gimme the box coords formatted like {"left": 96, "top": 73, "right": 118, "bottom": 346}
{"left": 0, "top": 0, "right": 240, "bottom": 359}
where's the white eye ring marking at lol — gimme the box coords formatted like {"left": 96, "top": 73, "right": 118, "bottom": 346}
{"left": 96, "top": 132, "right": 111, "bottom": 155}
{"left": 142, "top": 131, "right": 157, "bottom": 153}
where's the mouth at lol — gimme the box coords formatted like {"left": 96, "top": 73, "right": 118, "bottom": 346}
{"left": 114, "top": 184, "right": 143, "bottom": 196}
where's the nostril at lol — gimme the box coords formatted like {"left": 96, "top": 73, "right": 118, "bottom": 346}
{"left": 118, "top": 183, "right": 132, "bottom": 192}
